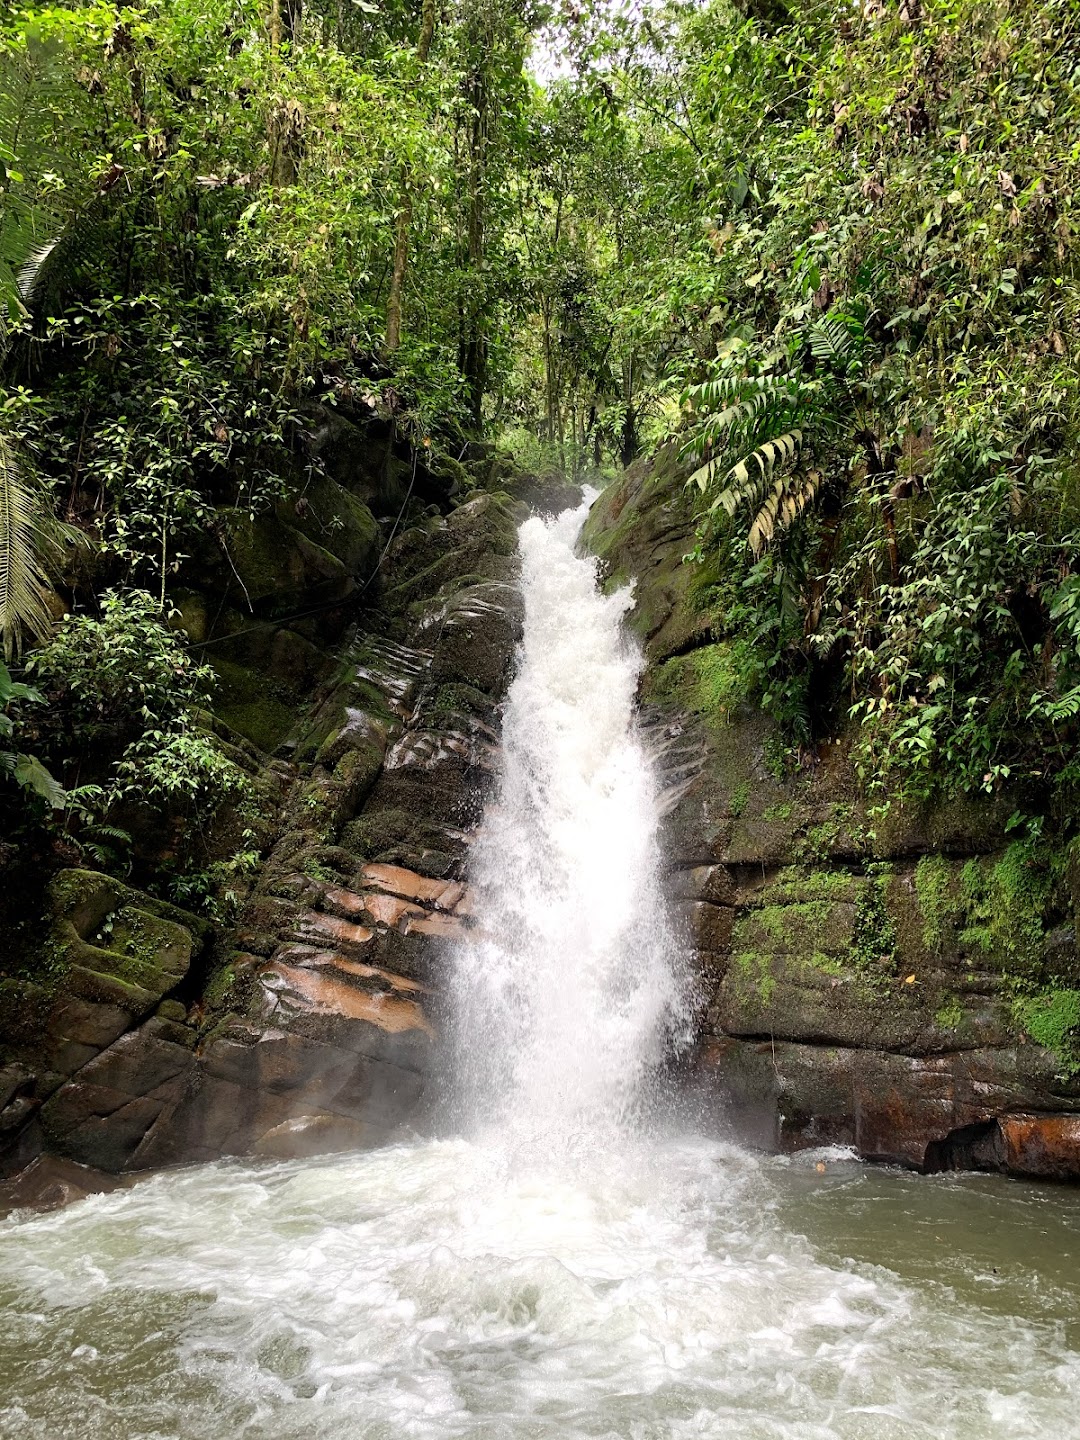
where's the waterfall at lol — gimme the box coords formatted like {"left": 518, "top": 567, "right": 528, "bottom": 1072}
{"left": 449, "top": 496, "right": 689, "bottom": 1151}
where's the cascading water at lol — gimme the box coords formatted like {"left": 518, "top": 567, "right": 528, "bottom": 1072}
{"left": 449, "top": 495, "right": 689, "bottom": 1151}
{"left": 2, "top": 499, "right": 1080, "bottom": 1439}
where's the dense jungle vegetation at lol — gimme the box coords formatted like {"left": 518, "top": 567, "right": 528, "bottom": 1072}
{"left": 1, "top": 0, "right": 1079, "bottom": 904}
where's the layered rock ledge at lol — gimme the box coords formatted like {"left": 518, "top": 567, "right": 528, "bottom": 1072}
{"left": 586, "top": 454, "right": 1080, "bottom": 1181}
{"left": 1, "top": 479, "right": 540, "bottom": 1207}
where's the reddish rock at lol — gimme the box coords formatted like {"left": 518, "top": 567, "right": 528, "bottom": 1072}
{"left": 405, "top": 911, "right": 466, "bottom": 939}
{"left": 998, "top": 1113, "right": 1080, "bottom": 1179}
{"left": 361, "top": 862, "right": 467, "bottom": 911}
{"left": 694, "top": 1037, "right": 1080, "bottom": 1177}
{"left": 293, "top": 910, "right": 375, "bottom": 954}
{"left": 362, "top": 892, "right": 427, "bottom": 929}
{"left": 320, "top": 885, "right": 372, "bottom": 921}
{"left": 263, "top": 963, "right": 434, "bottom": 1037}
{"left": 272, "top": 944, "right": 429, "bottom": 994}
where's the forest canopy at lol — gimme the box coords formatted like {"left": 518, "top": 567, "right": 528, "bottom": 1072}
{"left": 2, "top": 0, "right": 1080, "bottom": 893}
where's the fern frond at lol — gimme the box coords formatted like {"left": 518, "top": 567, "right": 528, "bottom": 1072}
{"left": 16, "top": 236, "right": 62, "bottom": 304}
{"left": 0, "top": 428, "right": 62, "bottom": 659}
{"left": 16, "top": 197, "right": 110, "bottom": 316}
{"left": 13, "top": 751, "right": 65, "bottom": 807}
{"left": 747, "top": 467, "right": 822, "bottom": 556}
{"left": 809, "top": 313, "right": 864, "bottom": 377}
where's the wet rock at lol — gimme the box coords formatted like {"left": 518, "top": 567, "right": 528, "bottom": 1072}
{"left": 997, "top": 1113, "right": 1080, "bottom": 1180}
{"left": 670, "top": 865, "right": 737, "bottom": 907}
{"left": 0, "top": 1156, "right": 127, "bottom": 1216}
{"left": 253, "top": 1113, "right": 372, "bottom": 1160}
{"left": 430, "top": 581, "right": 524, "bottom": 695}
{"left": 359, "top": 862, "right": 468, "bottom": 911}
{"left": 696, "top": 1032, "right": 1080, "bottom": 1175}
{"left": 0, "top": 460, "right": 535, "bottom": 1191}
{"left": 584, "top": 456, "right": 1080, "bottom": 1181}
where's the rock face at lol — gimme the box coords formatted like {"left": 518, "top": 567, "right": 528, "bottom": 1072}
{"left": 585, "top": 455, "right": 1080, "bottom": 1181}
{"left": 0, "top": 484, "right": 530, "bottom": 1197}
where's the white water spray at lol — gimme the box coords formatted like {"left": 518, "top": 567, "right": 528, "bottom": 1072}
{"left": 449, "top": 497, "right": 688, "bottom": 1149}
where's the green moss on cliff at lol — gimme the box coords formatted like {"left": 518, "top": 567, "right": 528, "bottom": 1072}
{"left": 1013, "top": 989, "right": 1080, "bottom": 1077}
{"left": 914, "top": 854, "right": 955, "bottom": 953}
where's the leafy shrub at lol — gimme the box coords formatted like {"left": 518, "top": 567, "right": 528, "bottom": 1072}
{"left": 24, "top": 588, "right": 250, "bottom": 833}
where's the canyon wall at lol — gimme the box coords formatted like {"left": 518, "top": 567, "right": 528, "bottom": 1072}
{"left": 583, "top": 452, "right": 1080, "bottom": 1182}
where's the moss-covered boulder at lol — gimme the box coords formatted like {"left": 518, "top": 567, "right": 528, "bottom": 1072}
{"left": 43, "top": 871, "right": 208, "bottom": 1032}
{"left": 581, "top": 447, "right": 709, "bottom": 661}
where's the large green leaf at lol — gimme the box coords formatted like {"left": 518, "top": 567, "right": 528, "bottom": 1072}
{"left": 12, "top": 750, "right": 65, "bottom": 808}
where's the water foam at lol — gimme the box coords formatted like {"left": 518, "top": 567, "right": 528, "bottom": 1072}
{"left": 2, "top": 1139, "right": 1079, "bottom": 1438}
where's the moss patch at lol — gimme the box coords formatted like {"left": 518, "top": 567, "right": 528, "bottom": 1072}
{"left": 1013, "top": 989, "right": 1080, "bottom": 1076}
{"left": 914, "top": 854, "right": 955, "bottom": 952}
{"left": 763, "top": 867, "right": 860, "bottom": 906}
{"left": 852, "top": 869, "right": 898, "bottom": 979}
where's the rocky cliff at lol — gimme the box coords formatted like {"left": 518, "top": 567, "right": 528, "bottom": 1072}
{"left": 0, "top": 411, "right": 576, "bottom": 1210}
{"left": 584, "top": 452, "right": 1080, "bottom": 1182}
{"left": 5, "top": 438, "right": 1078, "bottom": 1212}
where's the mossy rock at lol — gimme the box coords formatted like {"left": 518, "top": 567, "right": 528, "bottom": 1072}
{"left": 206, "top": 625, "right": 339, "bottom": 753}
{"left": 735, "top": 898, "right": 861, "bottom": 958}
{"left": 382, "top": 492, "right": 526, "bottom": 613}
{"left": 340, "top": 807, "right": 415, "bottom": 860}
{"left": 36, "top": 871, "right": 208, "bottom": 1024}
{"left": 429, "top": 581, "right": 523, "bottom": 695}
{"left": 759, "top": 867, "right": 863, "bottom": 906}
{"left": 198, "top": 507, "right": 350, "bottom": 616}
{"left": 211, "top": 661, "right": 299, "bottom": 752}
{"left": 581, "top": 448, "right": 707, "bottom": 662}
{"left": 277, "top": 474, "right": 380, "bottom": 577}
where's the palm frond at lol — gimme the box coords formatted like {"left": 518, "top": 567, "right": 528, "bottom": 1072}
{"left": 0, "top": 428, "right": 63, "bottom": 659}
{"left": 808, "top": 312, "right": 864, "bottom": 377}
{"left": 700, "top": 425, "right": 810, "bottom": 556}
{"left": 747, "top": 467, "right": 823, "bottom": 556}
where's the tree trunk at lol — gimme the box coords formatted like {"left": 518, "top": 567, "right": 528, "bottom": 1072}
{"left": 383, "top": 0, "right": 436, "bottom": 354}
{"left": 620, "top": 403, "right": 638, "bottom": 467}
{"left": 267, "top": 0, "right": 303, "bottom": 188}
{"left": 459, "top": 48, "right": 490, "bottom": 429}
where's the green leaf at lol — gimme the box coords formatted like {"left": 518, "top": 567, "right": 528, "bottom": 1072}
{"left": 13, "top": 752, "right": 66, "bottom": 808}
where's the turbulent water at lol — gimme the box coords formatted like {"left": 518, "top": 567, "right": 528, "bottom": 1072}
{"left": 3, "top": 499, "right": 1080, "bottom": 1439}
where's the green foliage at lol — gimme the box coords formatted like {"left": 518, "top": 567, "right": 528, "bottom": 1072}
{"left": 1013, "top": 989, "right": 1080, "bottom": 1077}
{"left": 0, "top": 654, "right": 64, "bottom": 806}
{"left": 24, "top": 588, "right": 250, "bottom": 832}
{"left": 509, "top": 0, "right": 1080, "bottom": 804}
{"left": 2, "top": 0, "right": 1080, "bottom": 905}
{"left": 680, "top": 309, "right": 869, "bottom": 555}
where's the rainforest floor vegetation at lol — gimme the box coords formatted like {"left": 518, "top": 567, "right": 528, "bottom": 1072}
{"left": 2, "top": 0, "right": 1080, "bottom": 912}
